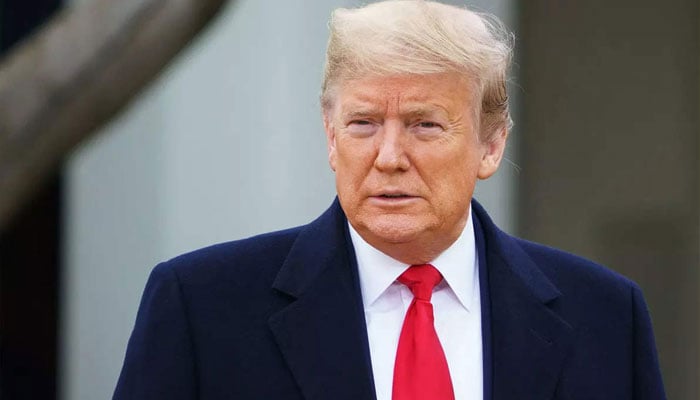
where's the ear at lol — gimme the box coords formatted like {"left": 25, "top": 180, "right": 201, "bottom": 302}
{"left": 477, "top": 127, "right": 508, "bottom": 179}
{"left": 323, "top": 111, "right": 337, "bottom": 172}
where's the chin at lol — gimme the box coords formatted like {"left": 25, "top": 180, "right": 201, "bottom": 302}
{"left": 361, "top": 214, "right": 428, "bottom": 244}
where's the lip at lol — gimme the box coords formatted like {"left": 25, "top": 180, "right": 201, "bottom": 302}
{"left": 368, "top": 193, "right": 420, "bottom": 205}
{"left": 372, "top": 188, "right": 416, "bottom": 197}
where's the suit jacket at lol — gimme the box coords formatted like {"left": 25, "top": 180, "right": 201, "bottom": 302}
{"left": 114, "top": 199, "right": 666, "bottom": 399}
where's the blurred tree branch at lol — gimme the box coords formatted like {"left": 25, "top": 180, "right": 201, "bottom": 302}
{"left": 0, "top": 0, "right": 228, "bottom": 232}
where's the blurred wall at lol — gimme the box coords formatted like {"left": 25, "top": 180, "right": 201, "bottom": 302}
{"left": 60, "top": 1, "right": 517, "bottom": 399}
{"left": 518, "top": 1, "right": 699, "bottom": 399}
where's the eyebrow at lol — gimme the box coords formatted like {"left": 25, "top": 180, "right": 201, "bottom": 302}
{"left": 401, "top": 103, "right": 450, "bottom": 118}
{"left": 339, "top": 103, "right": 449, "bottom": 120}
{"left": 341, "top": 108, "right": 382, "bottom": 120}
{"left": 338, "top": 99, "right": 381, "bottom": 114}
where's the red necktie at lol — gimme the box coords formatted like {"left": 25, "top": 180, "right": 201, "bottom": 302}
{"left": 392, "top": 264, "right": 455, "bottom": 400}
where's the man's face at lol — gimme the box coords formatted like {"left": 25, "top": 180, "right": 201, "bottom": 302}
{"left": 324, "top": 72, "right": 506, "bottom": 264}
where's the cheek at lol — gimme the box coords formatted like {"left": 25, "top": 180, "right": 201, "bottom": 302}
{"left": 335, "top": 137, "right": 375, "bottom": 175}
{"left": 431, "top": 154, "right": 480, "bottom": 206}
{"left": 334, "top": 165, "right": 364, "bottom": 220}
{"left": 333, "top": 143, "right": 361, "bottom": 190}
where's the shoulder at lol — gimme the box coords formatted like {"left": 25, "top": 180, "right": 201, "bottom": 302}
{"left": 152, "top": 225, "right": 304, "bottom": 287}
{"left": 512, "top": 236, "right": 643, "bottom": 321}
{"left": 472, "top": 200, "right": 639, "bottom": 301}
{"left": 516, "top": 237, "right": 637, "bottom": 292}
{"left": 143, "top": 199, "right": 348, "bottom": 298}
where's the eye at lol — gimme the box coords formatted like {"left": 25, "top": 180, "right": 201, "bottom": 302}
{"left": 417, "top": 121, "right": 441, "bottom": 129}
{"left": 346, "top": 120, "right": 378, "bottom": 137}
{"left": 411, "top": 120, "right": 445, "bottom": 137}
{"left": 350, "top": 120, "right": 372, "bottom": 126}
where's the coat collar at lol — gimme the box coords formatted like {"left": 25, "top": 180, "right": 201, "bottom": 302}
{"left": 472, "top": 200, "right": 574, "bottom": 400}
{"left": 269, "top": 198, "right": 574, "bottom": 400}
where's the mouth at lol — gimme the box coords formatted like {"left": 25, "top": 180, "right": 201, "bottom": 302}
{"left": 368, "top": 192, "right": 419, "bottom": 208}
{"left": 369, "top": 193, "right": 419, "bottom": 204}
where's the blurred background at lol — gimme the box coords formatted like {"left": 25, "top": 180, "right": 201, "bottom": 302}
{"left": 0, "top": 0, "right": 697, "bottom": 399}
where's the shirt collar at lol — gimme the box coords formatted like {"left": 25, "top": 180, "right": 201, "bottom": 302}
{"left": 349, "top": 209, "right": 478, "bottom": 312}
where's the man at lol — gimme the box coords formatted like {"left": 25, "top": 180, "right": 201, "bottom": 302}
{"left": 114, "top": 1, "right": 666, "bottom": 399}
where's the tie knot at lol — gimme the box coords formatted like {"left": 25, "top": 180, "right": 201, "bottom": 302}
{"left": 397, "top": 264, "right": 443, "bottom": 301}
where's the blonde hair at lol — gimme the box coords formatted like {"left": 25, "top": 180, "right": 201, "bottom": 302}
{"left": 321, "top": 0, "right": 514, "bottom": 141}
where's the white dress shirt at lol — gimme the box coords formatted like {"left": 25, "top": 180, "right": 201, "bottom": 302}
{"left": 349, "top": 210, "right": 483, "bottom": 400}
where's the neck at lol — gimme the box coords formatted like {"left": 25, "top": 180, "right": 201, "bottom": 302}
{"left": 356, "top": 226, "right": 464, "bottom": 265}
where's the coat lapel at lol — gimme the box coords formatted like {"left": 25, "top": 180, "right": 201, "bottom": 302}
{"left": 268, "top": 199, "right": 376, "bottom": 400}
{"left": 473, "top": 201, "right": 574, "bottom": 400}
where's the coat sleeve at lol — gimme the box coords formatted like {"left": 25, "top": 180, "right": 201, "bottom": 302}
{"left": 632, "top": 284, "right": 666, "bottom": 400}
{"left": 113, "top": 262, "right": 198, "bottom": 399}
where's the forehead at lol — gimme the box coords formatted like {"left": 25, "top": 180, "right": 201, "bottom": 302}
{"left": 332, "top": 72, "right": 476, "bottom": 115}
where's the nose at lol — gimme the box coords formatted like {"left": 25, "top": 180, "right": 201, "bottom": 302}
{"left": 374, "top": 121, "right": 410, "bottom": 172}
